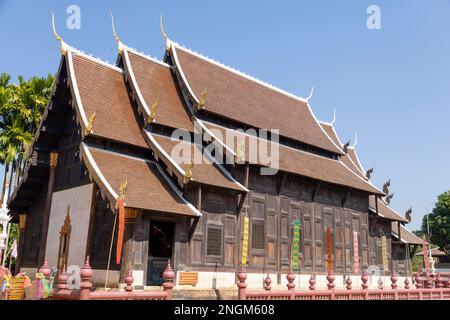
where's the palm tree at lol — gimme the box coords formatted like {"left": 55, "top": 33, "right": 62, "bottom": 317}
{"left": 0, "top": 73, "right": 54, "bottom": 199}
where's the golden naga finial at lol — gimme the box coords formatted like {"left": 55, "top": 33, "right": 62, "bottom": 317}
{"left": 196, "top": 89, "right": 207, "bottom": 110}
{"left": 84, "top": 112, "right": 96, "bottom": 136}
{"left": 183, "top": 163, "right": 194, "bottom": 184}
{"left": 147, "top": 99, "right": 158, "bottom": 124}
{"left": 160, "top": 15, "right": 170, "bottom": 50}
{"left": 51, "top": 13, "right": 69, "bottom": 56}
{"left": 110, "top": 12, "right": 124, "bottom": 54}
{"left": 115, "top": 179, "right": 128, "bottom": 208}
{"left": 235, "top": 143, "right": 244, "bottom": 163}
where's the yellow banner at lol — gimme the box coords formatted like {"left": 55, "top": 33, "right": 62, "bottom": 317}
{"left": 242, "top": 216, "right": 249, "bottom": 265}
{"left": 381, "top": 235, "right": 388, "bottom": 271}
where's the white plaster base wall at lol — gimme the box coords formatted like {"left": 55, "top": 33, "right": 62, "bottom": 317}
{"left": 174, "top": 271, "right": 412, "bottom": 290}
{"left": 45, "top": 183, "right": 94, "bottom": 269}
{"left": 91, "top": 269, "right": 120, "bottom": 288}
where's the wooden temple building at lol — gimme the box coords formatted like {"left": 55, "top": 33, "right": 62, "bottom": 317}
{"left": 3, "top": 18, "right": 422, "bottom": 288}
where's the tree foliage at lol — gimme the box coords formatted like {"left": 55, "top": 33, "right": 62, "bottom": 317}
{"left": 421, "top": 190, "right": 450, "bottom": 252}
{"left": 0, "top": 72, "right": 54, "bottom": 165}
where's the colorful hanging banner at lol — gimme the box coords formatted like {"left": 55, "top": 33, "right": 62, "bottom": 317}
{"left": 241, "top": 215, "right": 249, "bottom": 265}
{"left": 326, "top": 226, "right": 332, "bottom": 273}
{"left": 291, "top": 220, "right": 300, "bottom": 271}
{"left": 423, "top": 240, "right": 430, "bottom": 275}
{"left": 381, "top": 235, "right": 388, "bottom": 271}
{"left": 353, "top": 231, "right": 359, "bottom": 274}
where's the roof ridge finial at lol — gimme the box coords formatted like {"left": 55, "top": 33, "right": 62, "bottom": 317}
{"left": 160, "top": 15, "right": 171, "bottom": 50}
{"left": 352, "top": 131, "right": 358, "bottom": 148}
{"left": 109, "top": 12, "right": 124, "bottom": 54}
{"left": 330, "top": 108, "right": 336, "bottom": 126}
{"left": 306, "top": 87, "right": 314, "bottom": 103}
{"left": 51, "top": 12, "right": 69, "bottom": 56}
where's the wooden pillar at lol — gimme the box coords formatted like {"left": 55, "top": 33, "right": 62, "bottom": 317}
{"left": 14, "top": 214, "right": 27, "bottom": 274}
{"left": 119, "top": 208, "right": 139, "bottom": 284}
{"left": 38, "top": 151, "right": 58, "bottom": 265}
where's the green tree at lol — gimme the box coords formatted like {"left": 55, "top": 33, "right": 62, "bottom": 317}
{"left": 0, "top": 73, "right": 54, "bottom": 192}
{"left": 421, "top": 191, "right": 450, "bottom": 252}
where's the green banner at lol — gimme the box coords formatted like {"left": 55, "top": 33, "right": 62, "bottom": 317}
{"left": 292, "top": 220, "right": 300, "bottom": 271}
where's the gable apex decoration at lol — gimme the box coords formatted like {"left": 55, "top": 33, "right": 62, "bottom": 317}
{"left": 405, "top": 207, "right": 412, "bottom": 223}
{"left": 51, "top": 13, "right": 71, "bottom": 56}
{"left": 382, "top": 179, "right": 391, "bottom": 195}
{"left": 365, "top": 167, "right": 374, "bottom": 180}
{"left": 110, "top": 12, "right": 125, "bottom": 54}
{"left": 330, "top": 108, "right": 336, "bottom": 126}
{"left": 160, "top": 15, "right": 171, "bottom": 50}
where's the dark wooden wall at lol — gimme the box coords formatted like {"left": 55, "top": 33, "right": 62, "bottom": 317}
{"left": 368, "top": 215, "right": 392, "bottom": 274}
{"left": 180, "top": 165, "right": 371, "bottom": 275}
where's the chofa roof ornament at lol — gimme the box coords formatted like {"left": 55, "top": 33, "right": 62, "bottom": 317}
{"left": 51, "top": 13, "right": 70, "bottom": 56}
{"left": 330, "top": 108, "right": 336, "bottom": 126}
{"left": 305, "top": 87, "right": 314, "bottom": 103}
{"left": 342, "top": 141, "right": 350, "bottom": 154}
{"left": 160, "top": 15, "right": 171, "bottom": 50}
{"left": 352, "top": 132, "right": 358, "bottom": 148}
{"left": 110, "top": 12, "right": 125, "bottom": 54}
{"left": 405, "top": 207, "right": 412, "bottom": 223}
{"left": 382, "top": 179, "right": 391, "bottom": 195}
{"left": 385, "top": 193, "right": 394, "bottom": 205}
{"left": 365, "top": 167, "right": 374, "bottom": 180}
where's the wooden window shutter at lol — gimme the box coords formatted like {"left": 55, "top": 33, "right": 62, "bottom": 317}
{"left": 206, "top": 227, "right": 222, "bottom": 256}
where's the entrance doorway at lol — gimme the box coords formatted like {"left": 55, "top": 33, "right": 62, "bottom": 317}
{"left": 146, "top": 220, "right": 174, "bottom": 285}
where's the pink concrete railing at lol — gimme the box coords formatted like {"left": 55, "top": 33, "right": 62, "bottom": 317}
{"left": 40, "top": 256, "right": 174, "bottom": 300}
{"left": 237, "top": 267, "right": 450, "bottom": 300}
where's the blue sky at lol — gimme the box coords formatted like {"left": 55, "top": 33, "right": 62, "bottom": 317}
{"left": 1, "top": 0, "right": 449, "bottom": 231}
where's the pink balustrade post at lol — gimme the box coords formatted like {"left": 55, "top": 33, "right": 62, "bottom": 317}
{"left": 264, "top": 274, "right": 272, "bottom": 291}
{"left": 326, "top": 271, "right": 335, "bottom": 290}
{"left": 404, "top": 276, "right": 410, "bottom": 289}
{"left": 345, "top": 276, "right": 352, "bottom": 290}
{"left": 424, "top": 275, "right": 432, "bottom": 289}
{"left": 435, "top": 273, "right": 443, "bottom": 289}
{"left": 286, "top": 268, "right": 295, "bottom": 300}
{"left": 361, "top": 269, "right": 368, "bottom": 290}
{"left": 308, "top": 275, "right": 315, "bottom": 291}
{"left": 57, "top": 265, "right": 68, "bottom": 292}
{"left": 162, "top": 260, "right": 174, "bottom": 300}
{"left": 39, "top": 257, "right": 52, "bottom": 280}
{"left": 415, "top": 273, "right": 423, "bottom": 289}
{"left": 79, "top": 256, "right": 93, "bottom": 300}
{"left": 390, "top": 272, "right": 398, "bottom": 289}
{"left": 443, "top": 276, "right": 450, "bottom": 289}
{"left": 124, "top": 269, "right": 134, "bottom": 292}
{"left": 237, "top": 267, "right": 247, "bottom": 300}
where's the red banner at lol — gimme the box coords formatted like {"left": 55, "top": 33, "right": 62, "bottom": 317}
{"left": 353, "top": 231, "right": 359, "bottom": 274}
{"left": 423, "top": 240, "right": 430, "bottom": 275}
{"left": 116, "top": 199, "right": 125, "bottom": 264}
{"left": 327, "top": 226, "right": 332, "bottom": 273}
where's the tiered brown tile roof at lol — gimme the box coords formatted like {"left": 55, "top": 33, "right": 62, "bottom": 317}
{"left": 151, "top": 133, "right": 245, "bottom": 192}
{"left": 81, "top": 144, "right": 199, "bottom": 216}
{"left": 320, "top": 122, "right": 367, "bottom": 179}
{"left": 123, "top": 50, "right": 194, "bottom": 131}
{"left": 171, "top": 45, "right": 343, "bottom": 154}
{"left": 391, "top": 222, "right": 423, "bottom": 245}
{"left": 369, "top": 196, "right": 409, "bottom": 223}
{"left": 70, "top": 52, "right": 147, "bottom": 148}
{"left": 203, "top": 121, "right": 382, "bottom": 194}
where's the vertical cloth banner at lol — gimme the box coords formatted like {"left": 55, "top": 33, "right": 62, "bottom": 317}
{"left": 326, "top": 226, "right": 332, "bottom": 273}
{"left": 291, "top": 220, "right": 300, "bottom": 271}
{"left": 381, "top": 236, "right": 388, "bottom": 271}
{"left": 422, "top": 240, "right": 430, "bottom": 275}
{"left": 353, "top": 231, "right": 359, "bottom": 274}
{"left": 241, "top": 215, "right": 249, "bottom": 265}
{"left": 116, "top": 199, "right": 125, "bottom": 265}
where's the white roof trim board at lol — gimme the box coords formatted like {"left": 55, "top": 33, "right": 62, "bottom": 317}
{"left": 143, "top": 130, "right": 187, "bottom": 178}
{"left": 122, "top": 48, "right": 151, "bottom": 117}
{"left": 67, "top": 50, "right": 90, "bottom": 129}
{"left": 154, "top": 163, "right": 202, "bottom": 217}
{"left": 80, "top": 142, "right": 120, "bottom": 202}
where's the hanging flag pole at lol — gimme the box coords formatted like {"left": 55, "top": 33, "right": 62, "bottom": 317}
{"left": 104, "top": 179, "right": 128, "bottom": 289}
